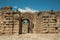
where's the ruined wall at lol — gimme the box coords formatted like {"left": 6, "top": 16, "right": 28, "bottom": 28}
{"left": 34, "top": 11, "right": 60, "bottom": 33}
{"left": 0, "top": 12, "right": 20, "bottom": 35}
{"left": 0, "top": 6, "right": 20, "bottom": 35}
{"left": 0, "top": 6, "right": 60, "bottom": 35}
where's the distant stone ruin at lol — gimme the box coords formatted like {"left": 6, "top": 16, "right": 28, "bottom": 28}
{"left": 0, "top": 6, "right": 60, "bottom": 35}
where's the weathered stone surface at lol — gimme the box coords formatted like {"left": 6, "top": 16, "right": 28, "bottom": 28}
{"left": 0, "top": 6, "right": 60, "bottom": 35}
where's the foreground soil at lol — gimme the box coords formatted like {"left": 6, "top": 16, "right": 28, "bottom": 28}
{"left": 0, "top": 33, "right": 60, "bottom": 40}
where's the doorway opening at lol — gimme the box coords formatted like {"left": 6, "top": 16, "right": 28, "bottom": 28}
{"left": 22, "top": 19, "right": 30, "bottom": 34}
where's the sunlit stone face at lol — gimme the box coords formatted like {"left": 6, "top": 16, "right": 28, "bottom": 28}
{"left": 22, "top": 19, "right": 29, "bottom": 24}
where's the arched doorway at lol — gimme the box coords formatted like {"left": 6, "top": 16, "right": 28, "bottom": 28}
{"left": 22, "top": 19, "right": 30, "bottom": 33}
{"left": 19, "top": 13, "right": 34, "bottom": 34}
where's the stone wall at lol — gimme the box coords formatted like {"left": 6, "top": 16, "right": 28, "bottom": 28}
{"left": 0, "top": 6, "right": 60, "bottom": 35}
{"left": 34, "top": 11, "right": 60, "bottom": 33}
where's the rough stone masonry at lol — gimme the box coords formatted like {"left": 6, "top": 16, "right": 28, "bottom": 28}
{"left": 0, "top": 6, "right": 60, "bottom": 35}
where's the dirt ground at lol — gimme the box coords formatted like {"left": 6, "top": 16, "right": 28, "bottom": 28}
{"left": 0, "top": 33, "right": 60, "bottom": 40}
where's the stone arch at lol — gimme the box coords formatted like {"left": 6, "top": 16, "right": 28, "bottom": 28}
{"left": 21, "top": 12, "right": 34, "bottom": 33}
{"left": 21, "top": 13, "right": 34, "bottom": 23}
